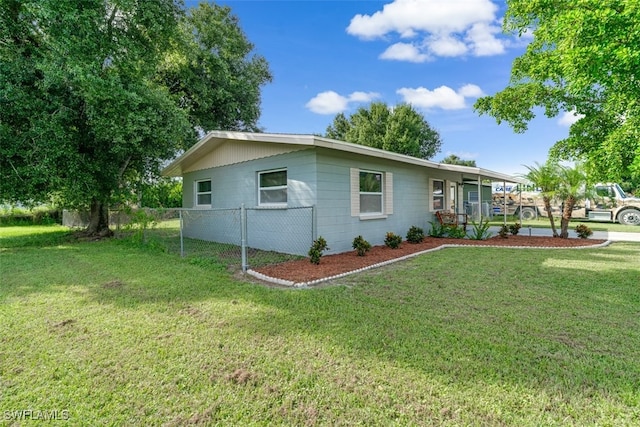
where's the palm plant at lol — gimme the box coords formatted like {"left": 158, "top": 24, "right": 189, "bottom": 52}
{"left": 557, "top": 164, "right": 587, "bottom": 238}
{"left": 524, "top": 161, "right": 561, "bottom": 237}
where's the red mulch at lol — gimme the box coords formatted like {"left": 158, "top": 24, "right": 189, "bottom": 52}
{"left": 252, "top": 235, "right": 608, "bottom": 285}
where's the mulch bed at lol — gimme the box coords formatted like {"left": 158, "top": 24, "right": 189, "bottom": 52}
{"left": 251, "top": 235, "right": 608, "bottom": 285}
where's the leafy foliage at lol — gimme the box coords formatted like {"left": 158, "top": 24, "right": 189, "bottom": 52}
{"left": 474, "top": 1, "right": 640, "bottom": 184}
{"left": 575, "top": 224, "right": 593, "bottom": 239}
{"left": 325, "top": 102, "right": 442, "bottom": 160}
{"left": 308, "top": 236, "right": 329, "bottom": 265}
{"left": 384, "top": 232, "right": 402, "bottom": 249}
{"left": 138, "top": 177, "right": 183, "bottom": 208}
{"left": 468, "top": 219, "right": 493, "bottom": 240}
{"left": 0, "top": 1, "right": 271, "bottom": 234}
{"left": 428, "top": 221, "right": 447, "bottom": 238}
{"left": 509, "top": 222, "right": 521, "bottom": 236}
{"left": 524, "top": 161, "right": 562, "bottom": 237}
{"left": 352, "top": 235, "right": 371, "bottom": 256}
{"left": 440, "top": 154, "right": 476, "bottom": 167}
{"left": 498, "top": 225, "right": 509, "bottom": 238}
{"left": 406, "top": 226, "right": 425, "bottom": 243}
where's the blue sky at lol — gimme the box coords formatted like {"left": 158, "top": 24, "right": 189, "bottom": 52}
{"left": 186, "top": 0, "right": 580, "bottom": 176}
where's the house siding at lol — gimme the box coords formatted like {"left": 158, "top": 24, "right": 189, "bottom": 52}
{"left": 181, "top": 149, "right": 317, "bottom": 255}
{"left": 180, "top": 144, "right": 484, "bottom": 255}
{"left": 315, "top": 148, "right": 430, "bottom": 254}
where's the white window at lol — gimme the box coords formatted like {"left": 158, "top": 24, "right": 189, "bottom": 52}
{"left": 195, "top": 179, "right": 212, "bottom": 207}
{"left": 432, "top": 179, "right": 445, "bottom": 211}
{"left": 258, "top": 169, "right": 287, "bottom": 206}
{"left": 359, "top": 170, "right": 383, "bottom": 214}
{"left": 350, "top": 168, "right": 393, "bottom": 218}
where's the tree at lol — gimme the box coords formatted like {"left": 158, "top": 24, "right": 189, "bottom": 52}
{"left": 556, "top": 164, "right": 587, "bottom": 238}
{"left": 324, "top": 102, "right": 442, "bottom": 160}
{"left": 524, "top": 161, "right": 562, "bottom": 237}
{"left": 474, "top": 1, "right": 640, "bottom": 184}
{"left": 156, "top": 3, "right": 272, "bottom": 132}
{"left": 0, "top": 0, "right": 271, "bottom": 235}
{"left": 441, "top": 154, "right": 476, "bottom": 167}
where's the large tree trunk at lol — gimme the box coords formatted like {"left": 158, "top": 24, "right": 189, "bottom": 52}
{"left": 86, "top": 198, "right": 113, "bottom": 237}
{"left": 559, "top": 196, "right": 576, "bottom": 238}
{"left": 543, "top": 197, "right": 559, "bottom": 237}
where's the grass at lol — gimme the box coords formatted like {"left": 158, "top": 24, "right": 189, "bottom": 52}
{"left": 1, "top": 225, "right": 639, "bottom": 425}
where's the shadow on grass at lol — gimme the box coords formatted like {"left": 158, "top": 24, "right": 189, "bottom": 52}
{"left": 4, "top": 229, "right": 640, "bottom": 419}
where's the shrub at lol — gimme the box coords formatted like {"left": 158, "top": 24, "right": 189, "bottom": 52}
{"left": 308, "top": 236, "right": 329, "bottom": 264}
{"left": 498, "top": 225, "right": 509, "bottom": 238}
{"left": 575, "top": 224, "right": 593, "bottom": 239}
{"left": 427, "top": 221, "right": 446, "bottom": 238}
{"left": 509, "top": 222, "right": 521, "bottom": 236}
{"left": 469, "top": 219, "right": 492, "bottom": 240}
{"left": 352, "top": 235, "right": 371, "bottom": 256}
{"left": 384, "top": 232, "right": 402, "bottom": 249}
{"left": 446, "top": 225, "right": 467, "bottom": 239}
{"left": 406, "top": 226, "right": 424, "bottom": 243}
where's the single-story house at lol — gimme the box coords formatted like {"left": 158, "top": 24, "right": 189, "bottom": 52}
{"left": 162, "top": 131, "right": 523, "bottom": 255}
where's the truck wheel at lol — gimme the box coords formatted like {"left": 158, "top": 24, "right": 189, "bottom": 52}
{"left": 520, "top": 207, "right": 537, "bottom": 221}
{"left": 618, "top": 209, "right": 640, "bottom": 225}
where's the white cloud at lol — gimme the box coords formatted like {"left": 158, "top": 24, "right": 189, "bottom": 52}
{"left": 427, "top": 35, "right": 468, "bottom": 57}
{"left": 465, "top": 22, "right": 505, "bottom": 56}
{"left": 347, "top": 0, "right": 507, "bottom": 61}
{"left": 348, "top": 91, "right": 381, "bottom": 103}
{"left": 458, "top": 84, "right": 484, "bottom": 98}
{"left": 306, "top": 91, "right": 380, "bottom": 115}
{"left": 379, "top": 42, "right": 430, "bottom": 62}
{"left": 558, "top": 111, "right": 585, "bottom": 126}
{"left": 397, "top": 84, "right": 484, "bottom": 110}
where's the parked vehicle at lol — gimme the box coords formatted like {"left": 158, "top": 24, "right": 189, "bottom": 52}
{"left": 491, "top": 183, "right": 640, "bottom": 225}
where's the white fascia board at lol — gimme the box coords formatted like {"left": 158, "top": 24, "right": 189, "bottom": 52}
{"left": 162, "top": 131, "right": 523, "bottom": 184}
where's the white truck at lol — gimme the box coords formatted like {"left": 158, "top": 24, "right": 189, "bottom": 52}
{"left": 492, "top": 183, "right": 640, "bottom": 226}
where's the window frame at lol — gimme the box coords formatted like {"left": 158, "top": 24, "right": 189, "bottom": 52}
{"left": 258, "top": 168, "right": 288, "bottom": 207}
{"left": 359, "top": 169, "right": 384, "bottom": 216}
{"left": 195, "top": 179, "right": 212, "bottom": 208}
{"left": 431, "top": 179, "right": 445, "bottom": 211}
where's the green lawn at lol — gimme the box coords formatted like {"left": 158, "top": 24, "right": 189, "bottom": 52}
{"left": 1, "top": 225, "right": 639, "bottom": 425}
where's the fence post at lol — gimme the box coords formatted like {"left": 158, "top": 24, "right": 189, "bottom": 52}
{"left": 241, "top": 204, "right": 248, "bottom": 272}
{"left": 312, "top": 205, "right": 317, "bottom": 242}
{"left": 179, "top": 209, "right": 184, "bottom": 258}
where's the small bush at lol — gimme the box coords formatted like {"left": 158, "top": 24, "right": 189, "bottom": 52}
{"left": 469, "top": 219, "right": 492, "bottom": 240}
{"left": 352, "top": 235, "right": 371, "bottom": 256}
{"left": 509, "top": 222, "right": 521, "bottom": 236}
{"left": 575, "top": 224, "right": 593, "bottom": 239}
{"left": 406, "top": 226, "right": 424, "bottom": 243}
{"left": 308, "top": 236, "right": 329, "bottom": 265}
{"left": 428, "top": 221, "right": 446, "bottom": 238}
{"left": 446, "top": 225, "right": 467, "bottom": 239}
{"left": 498, "top": 225, "right": 509, "bottom": 238}
{"left": 384, "top": 232, "right": 402, "bottom": 249}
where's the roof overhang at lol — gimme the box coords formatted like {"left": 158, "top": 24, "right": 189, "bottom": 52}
{"left": 162, "top": 131, "right": 526, "bottom": 183}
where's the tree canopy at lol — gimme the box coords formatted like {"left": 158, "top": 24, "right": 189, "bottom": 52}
{"left": 440, "top": 154, "right": 476, "bottom": 167}
{"left": 0, "top": 0, "right": 271, "bottom": 234}
{"left": 474, "top": 1, "right": 640, "bottom": 184}
{"left": 325, "top": 102, "right": 442, "bottom": 160}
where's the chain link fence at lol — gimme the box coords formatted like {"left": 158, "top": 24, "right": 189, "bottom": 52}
{"left": 64, "top": 206, "right": 314, "bottom": 271}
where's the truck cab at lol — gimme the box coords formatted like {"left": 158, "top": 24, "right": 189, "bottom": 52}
{"left": 578, "top": 183, "right": 640, "bottom": 225}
